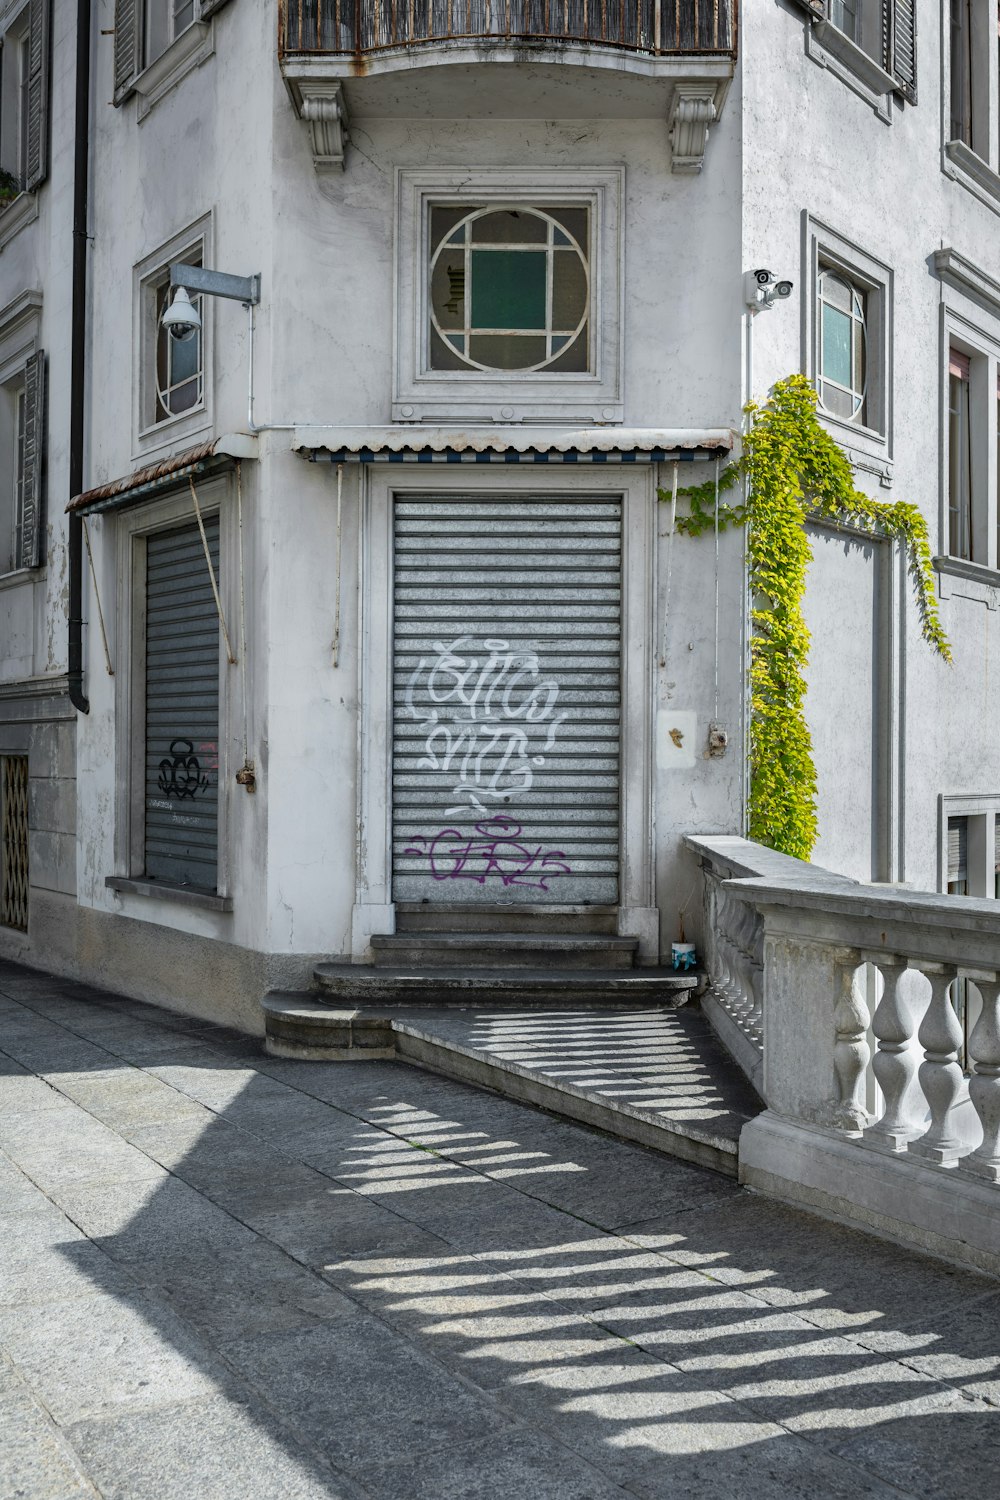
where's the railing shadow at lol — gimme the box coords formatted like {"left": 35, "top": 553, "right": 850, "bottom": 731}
{"left": 1, "top": 958, "right": 997, "bottom": 1497}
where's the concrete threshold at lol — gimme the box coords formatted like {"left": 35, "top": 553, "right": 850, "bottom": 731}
{"left": 262, "top": 995, "right": 762, "bottom": 1179}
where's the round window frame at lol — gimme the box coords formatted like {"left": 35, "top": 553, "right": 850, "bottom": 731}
{"left": 817, "top": 268, "right": 868, "bottom": 423}
{"left": 428, "top": 205, "right": 590, "bottom": 376}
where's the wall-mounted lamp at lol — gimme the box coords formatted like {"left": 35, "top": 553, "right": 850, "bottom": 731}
{"left": 162, "top": 264, "right": 261, "bottom": 341}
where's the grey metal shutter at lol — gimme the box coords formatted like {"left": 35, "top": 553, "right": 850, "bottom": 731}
{"left": 392, "top": 496, "right": 621, "bottom": 907}
{"left": 948, "top": 817, "right": 968, "bottom": 886}
{"left": 883, "top": 0, "right": 917, "bottom": 103}
{"left": 24, "top": 0, "right": 50, "bottom": 191}
{"left": 144, "top": 518, "right": 220, "bottom": 888}
{"left": 113, "top": 0, "right": 142, "bottom": 104}
{"left": 17, "top": 351, "right": 45, "bottom": 571}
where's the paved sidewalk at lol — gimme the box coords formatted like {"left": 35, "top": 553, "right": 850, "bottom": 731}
{"left": 1, "top": 958, "right": 999, "bottom": 1500}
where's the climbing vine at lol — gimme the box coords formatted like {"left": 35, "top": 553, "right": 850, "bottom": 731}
{"left": 661, "top": 374, "right": 950, "bottom": 861}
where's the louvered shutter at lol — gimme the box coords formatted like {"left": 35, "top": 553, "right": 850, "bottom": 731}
{"left": 113, "top": 0, "right": 142, "bottom": 104}
{"left": 144, "top": 518, "right": 221, "bottom": 889}
{"left": 23, "top": 0, "right": 50, "bottom": 192}
{"left": 948, "top": 818, "right": 968, "bottom": 886}
{"left": 17, "top": 351, "right": 45, "bottom": 571}
{"left": 882, "top": 0, "right": 917, "bottom": 103}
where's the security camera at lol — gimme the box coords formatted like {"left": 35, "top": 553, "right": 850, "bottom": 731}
{"left": 160, "top": 285, "right": 202, "bottom": 343}
{"left": 744, "top": 269, "right": 794, "bottom": 312}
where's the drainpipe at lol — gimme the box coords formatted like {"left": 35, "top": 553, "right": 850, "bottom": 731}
{"left": 68, "top": 0, "right": 91, "bottom": 714}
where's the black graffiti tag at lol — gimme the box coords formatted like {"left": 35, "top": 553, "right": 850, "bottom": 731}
{"left": 157, "top": 739, "right": 210, "bottom": 799}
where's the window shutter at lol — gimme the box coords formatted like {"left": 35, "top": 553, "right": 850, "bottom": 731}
{"left": 17, "top": 351, "right": 46, "bottom": 572}
{"left": 948, "top": 818, "right": 968, "bottom": 884}
{"left": 23, "top": 0, "right": 50, "bottom": 192}
{"left": 114, "top": 0, "right": 142, "bottom": 105}
{"left": 883, "top": 0, "right": 917, "bottom": 104}
{"left": 199, "top": 0, "right": 234, "bottom": 18}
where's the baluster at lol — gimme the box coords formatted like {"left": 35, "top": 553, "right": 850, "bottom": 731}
{"left": 863, "top": 959, "right": 928, "bottom": 1151}
{"left": 832, "top": 957, "right": 870, "bottom": 1132}
{"left": 909, "top": 964, "right": 964, "bottom": 1166}
{"left": 961, "top": 974, "right": 1000, "bottom": 1183}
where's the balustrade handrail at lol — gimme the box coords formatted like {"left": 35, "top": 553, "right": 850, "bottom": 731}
{"left": 279, "top": 0, "right": 737, "bottom": 57}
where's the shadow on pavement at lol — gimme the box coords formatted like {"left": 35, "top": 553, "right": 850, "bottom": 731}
{"left": 1, "top": 957, "right": 998, "bottom": 1499}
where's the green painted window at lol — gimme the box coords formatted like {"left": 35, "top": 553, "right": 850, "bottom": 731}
{"left": 429, "top": 204, "right": 590, "bottom": 373}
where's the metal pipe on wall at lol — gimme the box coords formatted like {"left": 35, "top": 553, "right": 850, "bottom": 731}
{"left": 68, "top": 0, "right": 92, "bottom": 714}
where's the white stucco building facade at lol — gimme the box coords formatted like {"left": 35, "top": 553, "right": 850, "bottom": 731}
{"left": 0, "top": 0, "right": 994, "bottom": 1032}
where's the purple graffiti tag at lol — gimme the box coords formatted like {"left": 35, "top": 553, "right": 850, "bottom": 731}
{"left": 403, "top": 814, "right": 572, "bottom": 892}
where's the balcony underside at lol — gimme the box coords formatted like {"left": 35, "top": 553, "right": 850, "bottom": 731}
{"left": 282, "top": 41, "right": 732, "bottom": 118}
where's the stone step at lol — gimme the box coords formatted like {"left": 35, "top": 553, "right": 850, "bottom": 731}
{"left": 312, "top": 963, "right": 698, "bottom": 1007}
{"left": 395, "top": 903, "right": 618, "bottom": 935}
{"left": 370, "top": 932, "right": 640, "bottom": 971}
{"left": 261, "top": 994, "right": 759, "bottom": 1179}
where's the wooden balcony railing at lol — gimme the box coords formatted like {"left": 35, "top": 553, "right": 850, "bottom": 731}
{"left": 279, "top": 0, "right": 736, "bottom": 57}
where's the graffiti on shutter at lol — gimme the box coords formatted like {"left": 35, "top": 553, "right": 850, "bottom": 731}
{"left": 144, "top": 518, "right": 221, "bottom": 888}
{"left": 392, "top": 496, "right": 621, "bottom": 906}
{"left": 24, "top": 0, "right": 50, "bottom": 191}
{"left": 17, "top": 351, "right": 45, "bottom": 571}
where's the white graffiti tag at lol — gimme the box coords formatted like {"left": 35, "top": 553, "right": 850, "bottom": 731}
{"left": 404, "top": 635, "right": 565, "bottom": 816}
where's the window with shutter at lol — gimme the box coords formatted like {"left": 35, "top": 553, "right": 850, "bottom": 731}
{"left": 0, "top": 2, "right": 50, "bottom": 198}
{"left": 114, "top": 0, "right": 234, "bottom": 105}
{"left": 790, "top": 0, "right": 916, "bottom": 111}
{"left": 0, "top": 348, "right": 44, "bottom": 576}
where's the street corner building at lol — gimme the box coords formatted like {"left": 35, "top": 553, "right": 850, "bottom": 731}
{"left": 3, "top": 2, "right": 1000, "bottom": 1268}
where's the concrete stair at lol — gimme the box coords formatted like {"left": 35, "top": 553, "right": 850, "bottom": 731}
{"left": 370, "top": 932, "right": 640, "bottom": 970}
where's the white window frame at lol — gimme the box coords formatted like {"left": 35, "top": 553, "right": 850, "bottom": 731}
{"left": 804, "top": 1, "right": 899, "bottom": 122}
{"left": 393, "top": 168, "right": 624, "bottom": 425}
{"left": 938, "top": 304, "right": 1000, "bottom": 581}
{"left": 133, "top": 214, "right": 213, "bottom": 457}
{"left": 0, "top": 288, "right": 41, "bottom": 581}
{"left": 133, "top": 0, "right": 217, "bottom": 121}
{"left": 940, "top": 795, "right": 1000, "bottom": 897}
{"left": 111, "top": 479, "right": 237, "bottom": 911}
{"left": 803, "top": 217, "right": 893, "bottom": 474}
{"left": 942, "top": 0, "right": 1000, "bottom": 214}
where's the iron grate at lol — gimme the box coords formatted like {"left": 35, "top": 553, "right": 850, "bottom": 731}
{"left": 1, "top": 756, "right": 29, "bottom": 932}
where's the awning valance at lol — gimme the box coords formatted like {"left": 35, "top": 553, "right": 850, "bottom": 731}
{"left": 67, "top": 434, "right": 257, "bottom": 516}
{"left": 293, "top": 426, "right": 733, "bottom": 466}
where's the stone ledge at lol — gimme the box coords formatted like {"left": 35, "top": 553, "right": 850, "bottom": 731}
{"left": 740, "top": 1111, "right": 1000, "bottom": 1278}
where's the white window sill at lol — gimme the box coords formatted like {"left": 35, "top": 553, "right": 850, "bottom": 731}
{"left": 106, "top": 874, "right": 232, "bottom": 912}
{"left": 943, "top": 140, "right": 1000, "bottom": 217}
{"left": 933, "top": 554, "right": 1000, "bottom": 609}
{"left": 0, "top": 566, "right": 43, "bottom": 593}
{"left": 0, "top": 191, "right": 38, "bottom": 252}
{"left": 806, "top": 21, "right": 895, "bottom": 123}
{"left": 135, "top": 21, "right": 213, "bottom": 122}
{"left": 816, "top": 409, "right": 891, "bottom": 478}
{"left": 134, "top": 407, "right": 212, "bottom": 464}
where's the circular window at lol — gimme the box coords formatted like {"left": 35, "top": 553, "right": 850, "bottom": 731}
{"left": 429, "top": 205, "right": 590, "bottom": 374}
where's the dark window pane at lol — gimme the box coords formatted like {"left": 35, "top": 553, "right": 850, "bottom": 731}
{"left": 471, "top": 209, "right": 547, "bottom": 244}
{"left": 430, "top": 254, "right": 466, "bottom": 330}
{"left": 551, "top": 253, "right": 588, "bottom": 330}
{"left": 469, "top": 334, "right": 546, "bottom": 369}
{"left": 547, "top": 327, "right": 589, "bottom": 372}
{"left": 471, "top": 250, "right": 546, "bottom": 330}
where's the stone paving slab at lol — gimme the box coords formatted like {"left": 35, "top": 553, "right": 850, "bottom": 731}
{"left": 1, "top": 957, "right": 999, "bottom": 1499}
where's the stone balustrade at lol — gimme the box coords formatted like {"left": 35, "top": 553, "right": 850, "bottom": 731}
{"left": 697, "top": 859, "right": 1000, "bottom": 1273}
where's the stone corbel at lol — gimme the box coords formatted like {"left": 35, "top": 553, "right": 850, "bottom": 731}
{"left": 668, "top": 85, "right": 717, "bottom": 174}
{"left": 297, "top": 82, "right": 350, "bottom": 176}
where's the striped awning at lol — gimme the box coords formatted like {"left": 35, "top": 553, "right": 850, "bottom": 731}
{"left": 294, "top": 426, "right": 733, "bottom": 466}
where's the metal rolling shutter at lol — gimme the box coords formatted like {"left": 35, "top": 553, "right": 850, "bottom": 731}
{"left": 392, "top": 496, "right": 621, "bottom": 906}
{"left": 947, "top": 816, "right": 967, "bottom": 893}
{"left": 144, "top": 518, "right": 220, "bottom": 888}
